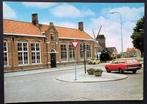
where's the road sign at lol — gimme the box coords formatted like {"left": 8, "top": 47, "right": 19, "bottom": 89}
{"left": 71, "top": 41, "right": 78, "bottom": 80}
{"left": 71, "top": 41, "right": 79, "bottom": 47}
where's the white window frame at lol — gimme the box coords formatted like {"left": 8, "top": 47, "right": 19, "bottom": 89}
{"left": 68, "top": 44, "right": 75, "bottom": 61}
{"left": 60, "top": 43, "right": 68, "bottom": 62}
{"left": 80, "top": 43, "right": 84, "bottom": 60}
{"left": 4, "top": 41, "right": 9, "bottom": 67}
{"left": 17, "top": 41, "right": 29, "bottom": 66}
{"left": 31, "top": 43, "right": 41, "bottom": 64}
{"left": 86, "top": 44, "right": 92, "bottom": 59}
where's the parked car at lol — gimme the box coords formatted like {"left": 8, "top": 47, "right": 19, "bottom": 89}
{"left": 88, "top": 59, "right": 100, "bottom": 64}
{"left": 92, "top": 59, "right": 100, "bottom": 64}
{"left": 134, "top": 57, "right": 144, "bottom": 64}
{"left": 105, "top": 58, "right": 142, "bottom": 74}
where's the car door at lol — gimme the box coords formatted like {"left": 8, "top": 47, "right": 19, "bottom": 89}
{"left": 110, "top": 61, "right": 119, "bottom": 70}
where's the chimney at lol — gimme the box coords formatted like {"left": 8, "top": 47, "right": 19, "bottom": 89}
{"left": 32, "top": 13, "right": 38, "bottom": 25}
{"left": 78, "top": 22, "right": 84, "bottom": 31}
{"left": 50, "top": 22, "right": 54, "bottom": 26}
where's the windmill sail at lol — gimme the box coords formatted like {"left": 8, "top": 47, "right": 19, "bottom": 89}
{"left": 92, "top": 29, "right": 96, "bottom": 39}
{"left": 97, "top": 25, "right": 102, "bottom": 36}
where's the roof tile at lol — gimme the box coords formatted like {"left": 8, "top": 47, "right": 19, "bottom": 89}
{"left": 3, "top": 19, "right": 93, "bottom": 40}
{"left": 3, "top": 19, "right": 41, "bottom": 36}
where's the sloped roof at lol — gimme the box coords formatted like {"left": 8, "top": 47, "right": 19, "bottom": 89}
{"left": 105, "top": 47, "right": 118, "bottom": 54}
{"left": 127, "top": 48, "right": 140, "bottom": 52}
{"left": 3, "top": 19, "right": 41, "bottom": 36}
{"left": 3, "top": 19, "right": 93, "bottom": 40}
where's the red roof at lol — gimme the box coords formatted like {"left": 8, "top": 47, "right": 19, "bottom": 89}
{"left": 3, "top": 19, "right": 41, "bottom": 36}
{"left": 3, "top": 19, "right": 93, "bottom": 40}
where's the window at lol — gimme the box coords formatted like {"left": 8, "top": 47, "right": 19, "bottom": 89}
{"left": 31, "top": 43, "right": 41, "bottom": 64}
{"left": 61, "top": 44, "right": 67, "bottom": 61}
{"left": 51, "top": 33, "right": 55, "bottom": 41}
{"left": 80, "top": 43, "right": 84, "bottom": 58}
{"left": 17, "top": 42, "right": 28, "bottom": 65}
{"left": 86, "top": 44, "right": 91, "bottom": 58}
{"left": 127, "top": 59, "right": 138, "bottom": 64}
{"left": 69, "top": 44, "right": 75, "bottom": 60}
{"left": 80, "top": 43, "right": 91, "bottom": 59}
{"left": 111, "top": 60, "right": 118, "bottom": 64}
{"left": 4, "top": 41, "right": 8, "bottom": 66}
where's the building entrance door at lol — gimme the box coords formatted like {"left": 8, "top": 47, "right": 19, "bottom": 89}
{"left": 50, "top": 53, "right": 56, "bottom": 68}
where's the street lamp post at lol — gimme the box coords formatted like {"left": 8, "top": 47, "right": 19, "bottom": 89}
{"left": 110, "top": 12, "right": 123, "bottom": 57}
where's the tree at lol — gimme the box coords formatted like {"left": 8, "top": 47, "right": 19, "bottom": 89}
{"left": 100, "top": 50, "right": 110, "bottom": 62}
{"left": 131, "top": 16, "right": 144, "bottom": 56}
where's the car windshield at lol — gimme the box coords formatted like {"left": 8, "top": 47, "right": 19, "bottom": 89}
{"left": 111, "top": 59, "right": 125, "bottom": 64}
{"left": 111, "top": 59, "right": 138, "bottom": 64}
{"left": 118, "top": 61, "right": 125, "bottom": 63}
{"left": 111, "top": 60, "right": 118, "bottom": 64}
{"left": 127, "top": 59, "right": 138, "bottom": 64}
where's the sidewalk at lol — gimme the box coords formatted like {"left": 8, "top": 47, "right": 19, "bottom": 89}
{"left": 4, "top": 64, "right": 106, "bottom": 77}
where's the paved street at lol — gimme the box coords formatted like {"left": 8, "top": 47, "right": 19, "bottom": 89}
{"left": 4, "top": 64, "right": 143, "bottom": 103}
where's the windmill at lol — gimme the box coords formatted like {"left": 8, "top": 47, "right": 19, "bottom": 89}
{"left": 92, "top": 25, "right": 102, "bottom": 40}
{"left": 94, "top": 25, "right": 103, "bottom": 47}
{"left": 92, "top": 25, "right": 103, "bottom": 59}
{"left": 98, "top": 26, "right": 106, "bottom": 49}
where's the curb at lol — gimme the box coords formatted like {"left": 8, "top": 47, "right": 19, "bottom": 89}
{"left": 4, "top": 66, "right": 84, "bottom": 77}
{"left": 4, "top": 64, "right": 106, "bottom": 77}
{"left": 56, "top": 72, "right": 128, "bottom": 83}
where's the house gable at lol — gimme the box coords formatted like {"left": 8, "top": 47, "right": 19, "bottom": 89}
{"left": 44, "top": 22, "right": 59, "bottom": 42}
{"left": 47, "top": 22, "right": 59, "bottom": 52}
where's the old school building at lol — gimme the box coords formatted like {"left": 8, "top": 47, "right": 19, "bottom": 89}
{"left": 3, "top": 13, "right": 101, "bottom": 72}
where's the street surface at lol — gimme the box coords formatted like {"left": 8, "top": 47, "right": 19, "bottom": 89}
{"left": 4, "top": 64, "right": 143, "bottom": 103}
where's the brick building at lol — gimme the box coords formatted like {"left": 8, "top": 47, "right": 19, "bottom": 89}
{"left": 3, "top": 13, "right": 100, "bottom": 72}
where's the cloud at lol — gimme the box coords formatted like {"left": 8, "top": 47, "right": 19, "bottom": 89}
{"left": 3, "top": 2, "right": 17, "bottom": 19}
{"left": 82, "top": 9, "right": 95, "bottom": 17}
{"left": 50, "top": 3, "right": 95, "bottom": 18}
{"left": 22, "top": 2, "right": 58, "bottom": 8}
{"left": 83, "top": 6, "right": 144, "bottom": 53}
{"left": 41, "top": 21, "right": 77, "bottom": 28}
{"left": 108, "top": 7, "right": 144, "bottom": 22}
{"left": 55, "top": 22, "right": 77, "bottom": 28}
{"left": 84, "top": 16, "right": 135, "bottom": 53}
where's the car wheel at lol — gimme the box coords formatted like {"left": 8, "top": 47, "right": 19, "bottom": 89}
{"left": 132, "top": 70, "right": 137, "bottom": 74}
{"left": 106, "top": 68, "right": 111, "bottom": 73}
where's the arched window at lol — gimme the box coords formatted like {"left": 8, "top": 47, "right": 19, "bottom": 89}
{"left": 51, "top": 49, "right": 56, "bottom": 53}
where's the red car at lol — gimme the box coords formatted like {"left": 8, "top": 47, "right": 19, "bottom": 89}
{"left": 105, "top": 58, "right": 142, "bottom": 74}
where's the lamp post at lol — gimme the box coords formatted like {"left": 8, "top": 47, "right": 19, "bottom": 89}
{"left": 110, "top": 11, "right": 123, "bottom": 57}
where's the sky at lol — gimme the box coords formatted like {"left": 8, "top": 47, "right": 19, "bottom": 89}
{"left": 3, "top": 1, "right": 144, "bottom": 53}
